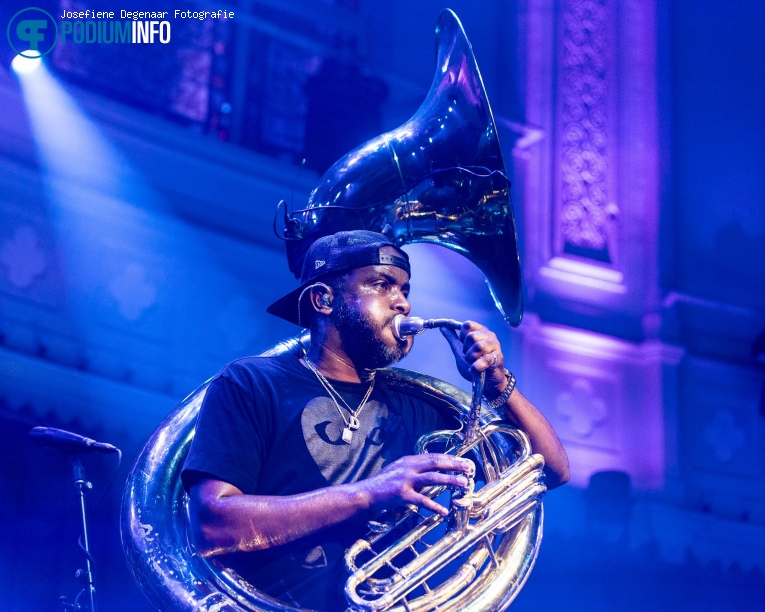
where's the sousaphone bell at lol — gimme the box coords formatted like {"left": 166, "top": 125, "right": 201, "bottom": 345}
{"left": 279, "top": 8, "right": 523, "bottom": 326}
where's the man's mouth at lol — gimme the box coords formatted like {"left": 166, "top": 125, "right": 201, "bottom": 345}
{"left": 387, "top": 317, "right": 408, "bottom": 344}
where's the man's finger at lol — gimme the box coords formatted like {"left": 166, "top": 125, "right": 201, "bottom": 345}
{"left": 439, "top": 327, "right": 465, "bottom": 358}
{"left": 420, "top": 453, "right": 474, "bottom": 474}
{"left": 414, "top": 493, "right": 449, "bottom": 516}
{"left": 471, "top": 353, "right": 499, "bottom": 373}
{"left": 415, "top": 471, "right": 469, "bottom": 489}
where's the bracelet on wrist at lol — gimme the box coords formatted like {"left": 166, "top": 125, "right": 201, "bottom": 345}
{"left": 485, "top": 369, "right": 516, "bottom": 409}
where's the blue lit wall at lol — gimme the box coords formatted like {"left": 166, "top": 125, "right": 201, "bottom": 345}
{"left": 0, "top": 1, "right": 763, "bottom": 610}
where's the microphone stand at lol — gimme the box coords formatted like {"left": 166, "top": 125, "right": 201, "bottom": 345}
{"left": 68, "top": 456, "right": 97, "bottom": 612}
{"left": 29, "top": 426, "right": 119, "bottom": 612}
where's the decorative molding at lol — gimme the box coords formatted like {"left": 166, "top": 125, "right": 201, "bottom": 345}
{"left": 663, "top": 290, "right": 765, "bottom": 320}
{"left": 523, "top": 0, "right": 652, "bottom": 307}
{"left": 539, "top": 255, "right": 626, "bottom": 293}
{"left": 520, "top": 313, "right": 688, "bottom": 490}
{"left": 108, "top": 262, "right": 158, "bottom": 321}
{"left": 0, "top": 345, "right": 175, "bottom": 441}
{"left": 0, "top": 225, "right": 47, "bottom": 289}
{"left": 663, "top": 290, "right": 765, "bottom": 364}
{"left": 639, "top": 501, "right": 765, "bottom": 572}
{"left": 558, "top": 0, "right": 614, "bottom": 261}
{"left": 522, "top": 313, "right": 684, "bottom": 366}
{"left": 683, "top": 356, "right": 762, "bottom": 483}
{"left": 555, "top": 377, "right": 608, "bottom": 438}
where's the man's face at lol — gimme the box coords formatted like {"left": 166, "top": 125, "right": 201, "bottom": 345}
{"left": 330, "top": 247, "right": 413, "bottom": 369}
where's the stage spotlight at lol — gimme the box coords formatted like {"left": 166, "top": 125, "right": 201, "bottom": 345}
{"left": 11, "top": 52, "right": 42, "bottom": 75}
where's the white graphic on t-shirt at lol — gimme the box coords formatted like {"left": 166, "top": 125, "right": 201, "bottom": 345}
{"left": 300, "top": 546, "right": 328, "bottom": 569}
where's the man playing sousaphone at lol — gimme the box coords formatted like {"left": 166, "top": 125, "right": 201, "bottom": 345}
{"left": 182, "top": 229, "right": 569, "bottom": 610}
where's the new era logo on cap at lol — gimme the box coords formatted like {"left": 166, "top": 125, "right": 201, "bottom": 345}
{"left": 315, "top": 260, "right": 326, "bottom": 269}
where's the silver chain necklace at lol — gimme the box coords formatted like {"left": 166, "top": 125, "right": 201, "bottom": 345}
{"left": 303, "top": 355, "right": 375, "bottom": 444}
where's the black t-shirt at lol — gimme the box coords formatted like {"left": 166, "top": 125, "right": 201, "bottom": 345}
{"left": 182, "top": 351, "right": 453, "bottom": 610}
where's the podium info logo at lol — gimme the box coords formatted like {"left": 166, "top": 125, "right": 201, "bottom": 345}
{"left": 7, "top": 6, "right": 174, "bottom": 53}
{"left": 7, "top": 7, "right": 59, "bottom": 58}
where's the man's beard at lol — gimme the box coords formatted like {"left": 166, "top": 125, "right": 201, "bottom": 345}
{"left": 331, "top": 296, "right": 409, "bottom": 369}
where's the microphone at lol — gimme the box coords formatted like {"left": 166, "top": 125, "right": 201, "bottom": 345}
{"left": 29, "top": 427, "right": 119, "bottom": 454}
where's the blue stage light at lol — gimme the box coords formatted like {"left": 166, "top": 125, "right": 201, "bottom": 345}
{"left": 11, "top": 52, "right": 42, "bottom": 74}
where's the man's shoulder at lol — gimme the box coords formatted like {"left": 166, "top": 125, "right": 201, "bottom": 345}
{"left": 215, "top": 352, "right": 301, "bottom": 383}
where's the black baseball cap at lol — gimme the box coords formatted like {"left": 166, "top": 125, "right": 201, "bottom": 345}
{"left": 267, "top": 230, "right": 411, "bottom": 326}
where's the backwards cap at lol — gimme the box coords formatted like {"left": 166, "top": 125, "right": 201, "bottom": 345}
{"left": 266, "top": 230, "right": 410, "bottom": 326}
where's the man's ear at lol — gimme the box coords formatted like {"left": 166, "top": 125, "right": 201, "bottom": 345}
{"left": 308, "top": 284, "right": 333, "bottom": 314}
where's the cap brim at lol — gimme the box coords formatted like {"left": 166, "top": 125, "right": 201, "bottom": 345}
{"left": 266, "top": 282, "right": 313, "bottom": 327}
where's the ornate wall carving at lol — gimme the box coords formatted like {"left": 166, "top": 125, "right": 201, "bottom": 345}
{"left": 558, "top": 0, "right": 614, "bottom": 262}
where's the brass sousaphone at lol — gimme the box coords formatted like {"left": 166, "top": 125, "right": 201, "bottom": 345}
{"left": 122, "top": 9, "right": 544, "bottom": 611}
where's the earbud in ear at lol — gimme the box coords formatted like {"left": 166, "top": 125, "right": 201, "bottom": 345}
{"left": 320, "top": 294, "right": 332, "bottom": 307}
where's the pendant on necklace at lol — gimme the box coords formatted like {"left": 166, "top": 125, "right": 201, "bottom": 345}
{"left": 348, "top": 415, "right": 360, "bottom": 430}
{"left": 342, "top": 427, "right": 353, "bottom": 444}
